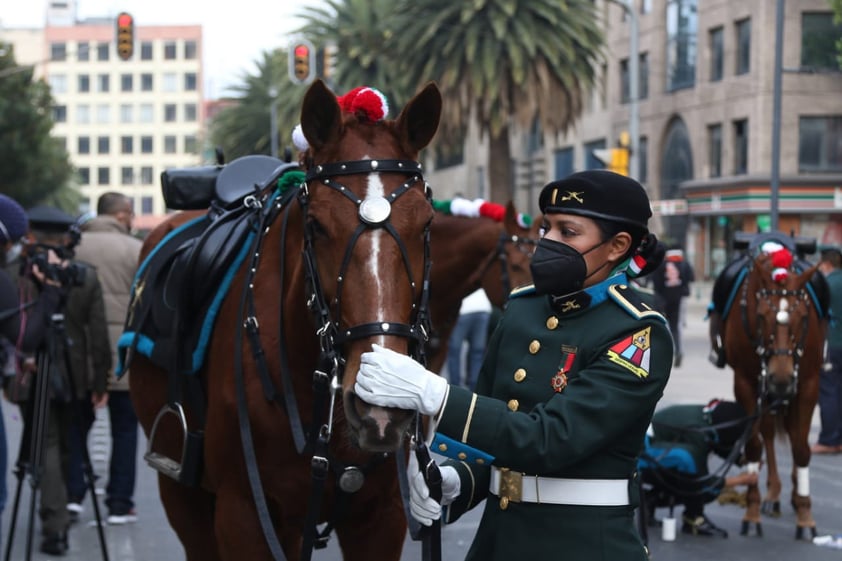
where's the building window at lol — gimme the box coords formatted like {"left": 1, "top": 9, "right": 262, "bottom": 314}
{"left": 620, "top": 58, "right": 630, "bottom": 103}
{"left": 184, "top": 72, "right": 197, "bottom": 91}
{"left": 184, "top": 103, "right": 197, "bottom": 122}
{"left": 554, "top": 147, "right": 575, "bottom": 179}
{"left": 164, "top": 135, "right": 177, "bottom": 153}
{"left": 163, "top": 73, "right": 178, "bottom": 92}
{"left": 141, "top": 196, "right": 154, "bottom": 214}
{"left": 77, "top": 167, "right": 90, "bottom": 185}
{"left": 97, "top": 42, "right": 109, "bottom": 61}
{"left": 119, "top": 104, "right": 133, "bottom": 123}
{"left": 666, "top": 0, "right": 697, "bottom": 91}
{"left": 50, "top": 42, "right": 66, "bottom": 61}
{"left": 140, "top": 166, "right": 154, "bottom": 184}
{"left": 709, "top": 26, "right": 724, "bottom": 81}
{"left": 708, "top": 124, "right": 722, "bottom": 178}
{"left": 77, "top": 74, "right": 90, "bottom": 93}
{"left": 97, "top": 167, "right": 110, "bottom": 185}
{"left": 96, "top": 104, "right": 110, "bottom": 124}
{"left": 733, "top": 119, "right": 748, "bottom": 174}
{"left": 620, "top": 53, "right": 649, "bottom": 103}
{"left": 140, "top": 41, "right": 153, "bottom": 60}
{"left": 139, "top": 104, "right": 154, "bottom": 123}
{"left": 184, "top": 40, "right": 197, "bottom": 60}
{"left": 120, "top": 73, "right": 133, "bottom": 92}
{"left": 184, "top": 135, "right": 198, "bottom": 154}
{"left": 121, "top": 167, "right": 134, "bottom": 185}
{"left": 638, "top": 136, "right": 648, "bottom": 183}
{"left": 52, "top": 105, "right": 67, "bottom": 123}
{"left": 141, "top": 73, "right": 153, "bottom": 91}
{"left": 76, "top": 104, "right": 90, "bottom": 124}
{"left": 77, "top": 136, "right": 90, "bottom": 154}
{"left": 97, "top": 74, "right": 110, "bottom": 93}
{"left": 799, "top": 116, "right": 842, "bottom": 172}
{"left": 77, "top": 41, "right": 90, "bottom": 61}
{"left": 164, "top": 104, "right": 177, "bottom": 122}
{"left": 49, "top": 74, "right": 67, "bottom": 94}
{"left": 97, "top": 136, "right": 110, "bottom": 154}
{"left": 121, "top": 136, "right": 133, "bottom": 154}
{"left": 584, "top": 138, "right": 607, "bottom": 170}
{"left": 642, "top": 0, "right": 653, "bottom": 14}
{"left": 801, "top": 13, "right": 842, "bottom": 70}
{"left": 736, "top": 18, "right": 751, "bottom": 75}
{"left": 164, "top": 41, "right": 177, "bottom": 60}
{"left": 141, "top": 136, "right": 153, "bottom": 153}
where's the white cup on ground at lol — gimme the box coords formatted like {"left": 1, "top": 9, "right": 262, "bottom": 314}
{"left": 661, "top": 517, "right": 677, "bottom": 541}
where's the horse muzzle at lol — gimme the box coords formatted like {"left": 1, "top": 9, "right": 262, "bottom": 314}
{"left": 345, "top": 392, "right": 413, "bottom": 452}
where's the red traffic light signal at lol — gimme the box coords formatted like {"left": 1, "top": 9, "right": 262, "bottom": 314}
{"left": 288, "top": 40, "right": 315, "bottom": 84}
{"left": 116, "top": 12, "right": 134, "bottom": 61}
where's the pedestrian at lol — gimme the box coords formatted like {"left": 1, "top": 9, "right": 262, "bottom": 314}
{"left": 72, "top": 192, "right": 143, "bottom": 524}
{"left": 356, "top": 170, "right": 671, "bottom": 560}
{"left": 0, "top": 195, "right": 65, "bottom": 550}
{"left": 650, "top": 244, "right": 694, "bottom": 367}
{"left": 813, "top": 248, "right": 842, "bottom": 454}
{"left": 640, "top": 399, "right": 756, "bottom": 538}
{"left": 446, "top": 288, "right": 492, "bottom": 389}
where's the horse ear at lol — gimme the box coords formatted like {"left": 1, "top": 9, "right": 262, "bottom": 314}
{"left": 300, "top": 79, "right": 342, "bottom": 151}
{"left": 504, "top": 201, "right": 518, "bottom": 233}
{"left": 396, "top": 82, "right": 442, "bottom": 154}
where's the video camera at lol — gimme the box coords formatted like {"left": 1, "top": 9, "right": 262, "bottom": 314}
{"left": 22, "top": 241, "right": 86, "bottom": 288}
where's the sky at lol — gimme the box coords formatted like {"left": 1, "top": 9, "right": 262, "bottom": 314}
{"left": 0, "top": 0, "right": 326, "bottom": 98}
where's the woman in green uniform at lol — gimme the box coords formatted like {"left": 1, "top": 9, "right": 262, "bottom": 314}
{"left": 356, "top": 170, "right": 671, "bottom": 561}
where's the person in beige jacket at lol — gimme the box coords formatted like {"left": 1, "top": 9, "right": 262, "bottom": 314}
{"left": 71, "top": 193, "right": 143, "bottom": 524}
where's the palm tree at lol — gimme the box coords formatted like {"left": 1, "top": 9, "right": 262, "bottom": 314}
{"left": 392, "top": 0, "right": 604, "bottom": 203}
{"left": 209, "top": 49, "right": 306, "bottom": 161}
{"left": 295, "top": 0, "right": 412, "bottom": 108}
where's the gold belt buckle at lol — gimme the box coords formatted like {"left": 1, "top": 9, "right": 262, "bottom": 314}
{"left": 498, "top": 468, "right": 523, "bottom": 510}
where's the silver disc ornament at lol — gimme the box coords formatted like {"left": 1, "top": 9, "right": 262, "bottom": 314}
{"left": 359, "top": 197, "right": 391, "bottom": 225}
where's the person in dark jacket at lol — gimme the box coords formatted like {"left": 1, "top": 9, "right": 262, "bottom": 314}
{"left": 355, "top": 170, "right": 671, "bottom": 561}
{"left": 649, "top": 245, "right": 695, "bottom": 368}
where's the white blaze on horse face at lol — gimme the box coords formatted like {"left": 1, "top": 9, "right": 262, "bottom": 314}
{"left": 364, "top": 164, "right": 388, "bottom": 343}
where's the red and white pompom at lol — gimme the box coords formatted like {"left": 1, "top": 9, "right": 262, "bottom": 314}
{"left": 337, "top": 86, "right": 389, "bottom": 122}
{"left": 291, "top": 124, "right": 309, "bottom": 152}
{"left": 760, "top": 241, "right": 793, "bottom": 283}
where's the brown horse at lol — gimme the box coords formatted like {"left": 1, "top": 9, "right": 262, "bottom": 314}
{"left": 425, "top": 206, "right": 537, "bottom": 372}
{"left": 722, "top": 247, "right": 826, "bottom": 539}
{"left": 128, "top": 80, "right": 442, "bottom": 560}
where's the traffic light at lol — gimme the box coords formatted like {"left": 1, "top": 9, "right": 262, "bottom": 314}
{"left": 609, "top": 147, "right": 630, "bottom": 176}
{"left": 115, "top": 12, "right": 134, "bottom": 61}
{"left": 289, "top": 40, "right": 315, "bottom": 85}
{"left": 322, "top": 44, "right": 338, "bottom": 81}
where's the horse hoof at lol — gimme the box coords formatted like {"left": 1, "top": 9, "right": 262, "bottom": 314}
{"left": 761, "top": 500, "right": 781, "bottom": 518}
{"left": 795, "top": 526, "right": 818, "bottom": 541}
{"left": 740, "top": 521, "right": 763, "bottom": 537}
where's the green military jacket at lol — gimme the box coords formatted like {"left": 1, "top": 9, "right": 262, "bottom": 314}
{"left": 432, "top": 272, "right": 672, "bottom": 561}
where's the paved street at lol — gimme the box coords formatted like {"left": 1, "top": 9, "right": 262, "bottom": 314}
{"left": 2, "top": 282, "right": 841, "bottom": 560}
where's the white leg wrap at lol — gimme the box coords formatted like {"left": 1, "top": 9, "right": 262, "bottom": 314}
{"left": 797, "top": 467, "right": 809, "bottom": 496}
{"left": 747, "top": 462, "right": 760, "bottom": 474}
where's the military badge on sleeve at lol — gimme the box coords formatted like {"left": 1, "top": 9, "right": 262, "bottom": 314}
{"left": 606, "top": 327, "right": 651, "bottom": 379}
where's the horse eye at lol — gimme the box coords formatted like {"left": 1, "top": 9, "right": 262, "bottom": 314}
{"left": 307, "top": 217, "right": 327, "bottom": 238}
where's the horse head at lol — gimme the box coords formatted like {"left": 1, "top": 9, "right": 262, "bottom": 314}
{"left": 477, "top": 203, "right": 537, "bottom": 305}
{"left": 749, "top": 252, "right": 818, "bottom": 402}
{"left": 299, "top": 80, "right": 442, "bottom": 451}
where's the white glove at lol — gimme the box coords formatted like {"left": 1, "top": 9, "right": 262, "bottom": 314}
{"left": 408, "top": 452, "right": 461, "bottom": 526}
{"left": 356, "top": 344, "right": 448, "bottom": 416}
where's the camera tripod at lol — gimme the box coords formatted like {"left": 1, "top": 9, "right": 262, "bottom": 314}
{"left": 4, "top": 312, "right": 109, "bottom": 561}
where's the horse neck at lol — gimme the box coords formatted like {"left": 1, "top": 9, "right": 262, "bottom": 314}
{"left": 430, "top": 214, "right": 502, "bottom": 301}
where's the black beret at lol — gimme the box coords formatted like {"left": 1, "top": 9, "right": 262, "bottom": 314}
{"left": 27, "top": 205, "right": 77, "bottom": 233}
{"left": 538, "top": 170, "right": 652, "bottom": 231}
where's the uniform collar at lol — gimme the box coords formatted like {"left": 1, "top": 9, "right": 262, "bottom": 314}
{"left": 550, "top": 272, "right": 628, "bottom": 316}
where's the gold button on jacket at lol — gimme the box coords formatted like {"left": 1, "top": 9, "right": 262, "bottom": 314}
{"left": 546, "top": 316, "right": 559, "bottom": 330}
{"left": 507, "top": 399, "right": 519, "bottom": 411}
{"left": 529, "top": 340, "right": 541, "bottom": 354}
{"left": 513, "top": 368, "right": 526, "bottom": 382}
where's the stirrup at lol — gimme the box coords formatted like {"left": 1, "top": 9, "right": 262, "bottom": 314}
{"left": 708, "top": 348, "right": 726, "bottom": 368}
{"left": 145, "top": 403, "right": 204, "bottom": 486}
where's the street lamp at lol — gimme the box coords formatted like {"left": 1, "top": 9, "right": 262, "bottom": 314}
{"left": 770, "top": 0, "right": 785, "bottom": 230}
{"left": 268, "top": 86, "right": 279, "bottom": 158}
{"left": 609, "top": 0, "right": 640, "bottom": 180}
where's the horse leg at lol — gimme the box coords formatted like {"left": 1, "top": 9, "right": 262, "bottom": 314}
{"left": 760, "top": 416, "right": 782, "bottom": 518}
{"left": 736, "top": 382, "right": 764, "bottom": 536}
{"left": 335, "top": 480, "right": 407, "bottom": 561}
{"left": 157, "top": 475, "right": 222, "bottom": 561}
{"left": 789, "top": 404, "right": 817, "bottom": 541}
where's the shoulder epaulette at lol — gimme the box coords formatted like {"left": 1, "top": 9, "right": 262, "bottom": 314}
{"left": 608, "top": 284, "right": 666, "bottom": 322}
{"left": 509, "top": 284, "right": 536, "bottom": 299}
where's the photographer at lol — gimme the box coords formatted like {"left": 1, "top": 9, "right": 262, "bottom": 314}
{"left": 16, "top": 206, "right": 111, "bottom": 555}
{"left": 0, "top": 195, "right": 64, "bottom": 546}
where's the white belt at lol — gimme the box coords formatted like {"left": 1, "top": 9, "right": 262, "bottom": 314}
{"left": 490, "top": 466, "right": 629, "bottom": 506}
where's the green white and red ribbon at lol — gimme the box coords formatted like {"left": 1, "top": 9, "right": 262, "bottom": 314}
{"left": 432, "top": 197, "right": 532, "bottom": 228}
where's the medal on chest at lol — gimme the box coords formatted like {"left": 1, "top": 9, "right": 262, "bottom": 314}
{"left": 551, "top": 350, "right": 577, "bottom": 393}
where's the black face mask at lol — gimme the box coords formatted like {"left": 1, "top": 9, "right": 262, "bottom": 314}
{"left": 530, "top": 238, "right": 607, "bottom": 297}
